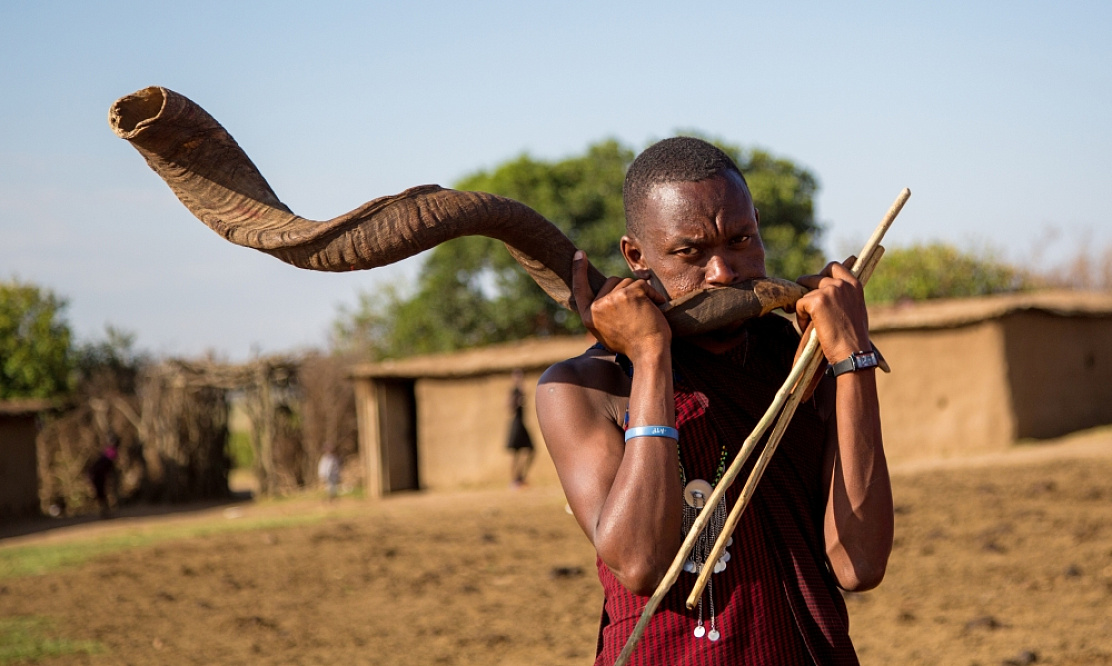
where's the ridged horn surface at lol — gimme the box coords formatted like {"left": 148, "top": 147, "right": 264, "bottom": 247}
{"left": 109, "top": 86, "right": 806, "bottom": 335}
{"left": 661, "top": 278, "right": 809, "bottom": 338}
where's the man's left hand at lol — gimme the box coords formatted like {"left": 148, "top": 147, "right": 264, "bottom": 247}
{"left": 790, "top": 260, "right": 871, "bottom": 364}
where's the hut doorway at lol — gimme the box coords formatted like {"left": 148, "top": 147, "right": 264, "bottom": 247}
{"left": 374, "top": 379, "right": 419, "bottom": 493}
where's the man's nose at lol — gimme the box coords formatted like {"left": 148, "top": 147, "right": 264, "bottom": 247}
{"left": 704, "top": 254, "right": 739, "bottom": 286}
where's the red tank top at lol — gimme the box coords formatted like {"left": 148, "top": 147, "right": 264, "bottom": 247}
{"left": 594, "top": 317, "right": 858, "bottom": 665}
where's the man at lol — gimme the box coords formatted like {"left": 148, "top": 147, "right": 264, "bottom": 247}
{"left": 536, "top": 137, "right": 892, "bottom": 665}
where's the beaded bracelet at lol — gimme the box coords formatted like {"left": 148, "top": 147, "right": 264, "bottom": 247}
{"left": 624, "top": 425, "right": 679, "bottom": 442}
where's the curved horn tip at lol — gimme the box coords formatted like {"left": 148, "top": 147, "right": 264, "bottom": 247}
{"left": 109, "top": 86, "right": 167, "bottom": 137}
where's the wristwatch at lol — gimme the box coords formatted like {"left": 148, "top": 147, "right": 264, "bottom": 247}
{"left": 827, "top": 350, "right": 879, "bottom": 377}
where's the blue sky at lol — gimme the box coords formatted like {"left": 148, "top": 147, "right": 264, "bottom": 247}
{"left": 2, "top": 1, "right": 1109, "bottom": 360}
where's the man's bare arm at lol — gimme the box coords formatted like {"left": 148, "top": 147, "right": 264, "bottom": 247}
{"left": 794, "top": 261, "right": 894, "bottom": 591}
{"left": 820, "top": 370, "right": 891, "bottom": 591}
{"left": 538, "top": 358, "right": 681, "bottom": 595}
{"left": 535, "top": 251, "right": 683, "bottom": 596}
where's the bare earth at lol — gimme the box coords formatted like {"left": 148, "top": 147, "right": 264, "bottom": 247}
{"left": 3, "top": 428, "right": 1111, "bottom": 665}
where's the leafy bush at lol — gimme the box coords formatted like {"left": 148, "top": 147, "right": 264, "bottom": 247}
{"left": 865, "top": 243, "right": 1030, "bottom": 304}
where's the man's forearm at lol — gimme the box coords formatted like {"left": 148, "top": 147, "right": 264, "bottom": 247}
{"left": 594, "top": 347, "right": 683, "bottom": 594}
{"left": 824, "top": 369, "right": 893, "bottom": 591}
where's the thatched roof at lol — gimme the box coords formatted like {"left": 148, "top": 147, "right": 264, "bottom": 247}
{"left": 869, "top": 290, "right": 1112, "bottom": 331}
{"left": 350, "top": 290, "right": 1112, "bottom": 380}
{"left": 0, "top": 398, "right": 57, "bottom": 416}
{"left": 350, "top": 335, "right": 595, "bottom": 380}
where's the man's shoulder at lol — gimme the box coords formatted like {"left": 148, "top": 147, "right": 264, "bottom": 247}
{"left": 540, "top": 345, "right": 627, "bottom": 390}
{"left": 536, "top": 346, "right": 629, "bottom": 435}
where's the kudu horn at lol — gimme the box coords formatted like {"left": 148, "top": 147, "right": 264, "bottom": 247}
{"left": 109, "top": 86, "right": 805, "bottom": 335}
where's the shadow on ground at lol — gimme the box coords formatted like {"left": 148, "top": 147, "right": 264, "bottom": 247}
{"left": 0, "top": 490, "right": 254, "bottom": 542}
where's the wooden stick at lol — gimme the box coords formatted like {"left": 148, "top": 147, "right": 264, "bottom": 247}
{"left": 612, "top": 188, "right": 909, "bottom": 666}
{"left": 858, "top": 244, "right": 886, "bottom": 288}
{"left": 857, "top": 246, "right": 890, "bottom": 372}
{"left": 686, "top": 189, "right": 908, "bottom": 608}
{"left": 687, "top": 339, "right": 823, "bottom": 606}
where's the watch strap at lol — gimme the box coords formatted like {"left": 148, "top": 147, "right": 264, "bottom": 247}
{"left": 828, "top": 350, "right": 879, "bottom": 377}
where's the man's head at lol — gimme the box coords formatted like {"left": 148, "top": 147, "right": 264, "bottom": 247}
{"left": 621, "top": 137, "right": 766, "bottom": 300}
{"left": 624, "top": 137, "right": 745, "bottom": 236}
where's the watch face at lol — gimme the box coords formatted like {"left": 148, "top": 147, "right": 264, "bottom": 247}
{"left": 855, "top": 352, "right": 878, "bottom": 369}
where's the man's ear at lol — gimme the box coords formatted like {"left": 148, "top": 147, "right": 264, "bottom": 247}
{"left": 754, "top": 207, "right": 760, "bottom": 226}
{"left": 620, "top": 235, "right": 652, "bottom": 279}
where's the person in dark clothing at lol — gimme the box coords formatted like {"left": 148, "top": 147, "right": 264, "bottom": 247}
{"left": 88, "top": 439, "right": 119, "bottom": 518}
{"left": 506, "top": 369, "right": 535, "bottom": 487}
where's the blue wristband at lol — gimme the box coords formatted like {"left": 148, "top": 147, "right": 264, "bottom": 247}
{"left": 624, "top": 425, "right": 679, "bottom": 442}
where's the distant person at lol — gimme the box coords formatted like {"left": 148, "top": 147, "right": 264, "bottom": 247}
{"left": 506, "top": 369, "right": 535, "bottom": 488}
{"left": 318, "top": 446, "right": 341, "bottom": 501}
{"left": 88, "top": 438, "right": 119, "bottom": 518}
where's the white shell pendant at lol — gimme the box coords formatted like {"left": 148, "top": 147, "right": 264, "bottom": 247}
{"left": 683, "top": 479, "right": 714, "bottom": 509}
{"left": 708, "top": 629, "right": 721, "bottom": 641}
{"left": 693, "top": 625, "right": 706, "bottom": 638}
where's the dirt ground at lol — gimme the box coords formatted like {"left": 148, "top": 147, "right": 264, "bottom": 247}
{"left": 2, "top": 428, "right": 1111, "bottom": 665}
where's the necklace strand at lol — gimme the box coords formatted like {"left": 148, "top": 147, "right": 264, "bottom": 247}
{"left": 679, "top": 435, "right": 730, "bottom": 642}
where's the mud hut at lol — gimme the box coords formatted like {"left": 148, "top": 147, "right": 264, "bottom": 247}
{"left": 0, "top": 399, "right": 52, "bottom": 518}
{"left": 869, "top": 289, "right": 1112, "bottom": 461}
{"left": 350, "top": 336, "right": 593, "bottom": 497}
{"left": 350, "top": 290, "right": 1112, "bottom": 497}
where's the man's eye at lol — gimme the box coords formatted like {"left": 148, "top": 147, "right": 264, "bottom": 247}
{"left": 730, "top": 236, "right": 751, "bottom": 246}
{"left": 675, "top": 247, "right": 699, "bottom": 257}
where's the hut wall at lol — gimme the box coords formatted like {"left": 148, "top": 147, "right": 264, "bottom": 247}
{"left": 351, "top": 294, "right": 1112, "bottom": 496}
{"left": 354, "top": 379, "right": 382, "bottom": 498}
{"left": 0, "top": 413, "right": 41, "bottom": 518}
{"left": 1002, "top": 311, "right": 1112, "bottom": 440}
{"left": 416, "top": 371, "right": 558, "bottom": 490}
{"left": 872, "top": 321, "right": 1016, "bottom": 462}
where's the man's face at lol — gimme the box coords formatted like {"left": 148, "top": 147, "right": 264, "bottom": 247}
{"left": 621, "top": 171, "right": 766, "bottom": 301}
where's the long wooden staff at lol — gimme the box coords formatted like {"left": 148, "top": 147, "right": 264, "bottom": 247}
{"left": 685, "top": 238, "right": 888, "bottom": 607}
{"left": 613, "top": 188, "right": 910, "bottom": 666}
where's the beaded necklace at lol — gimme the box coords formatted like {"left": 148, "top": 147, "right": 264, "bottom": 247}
{"left": 610, "top": 338, "right": 745, "bottom": 641}
{"left": 621, "top": 385, "right": 733, "bottom": 643}
{"left": 676, "top": 433, "right": 731, "bottom": 642}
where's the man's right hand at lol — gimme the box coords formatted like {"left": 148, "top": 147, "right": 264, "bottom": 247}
{"left": 572, "top": 250, "right": 671, "bottom": 361}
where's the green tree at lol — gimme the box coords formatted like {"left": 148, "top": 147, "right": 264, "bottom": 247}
{"left": 737, "top": 148, "right": 824, "bottom": 280}
{"left": 0, "top": 279, "right": 74, "bottom": 399}
{"left": 865, "top": 242, "right": 1030, "bottom": 305}
{"left": 336, "top": 136, "right": 824, "bottom": 358}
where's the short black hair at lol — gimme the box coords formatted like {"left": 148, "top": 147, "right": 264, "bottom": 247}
{"left": 623, "top": 137, "right": 746, "bottom": 237}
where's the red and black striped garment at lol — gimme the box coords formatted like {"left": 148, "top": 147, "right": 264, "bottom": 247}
{"left": 595, "top": 316, "right": 858, "bottom": 665}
